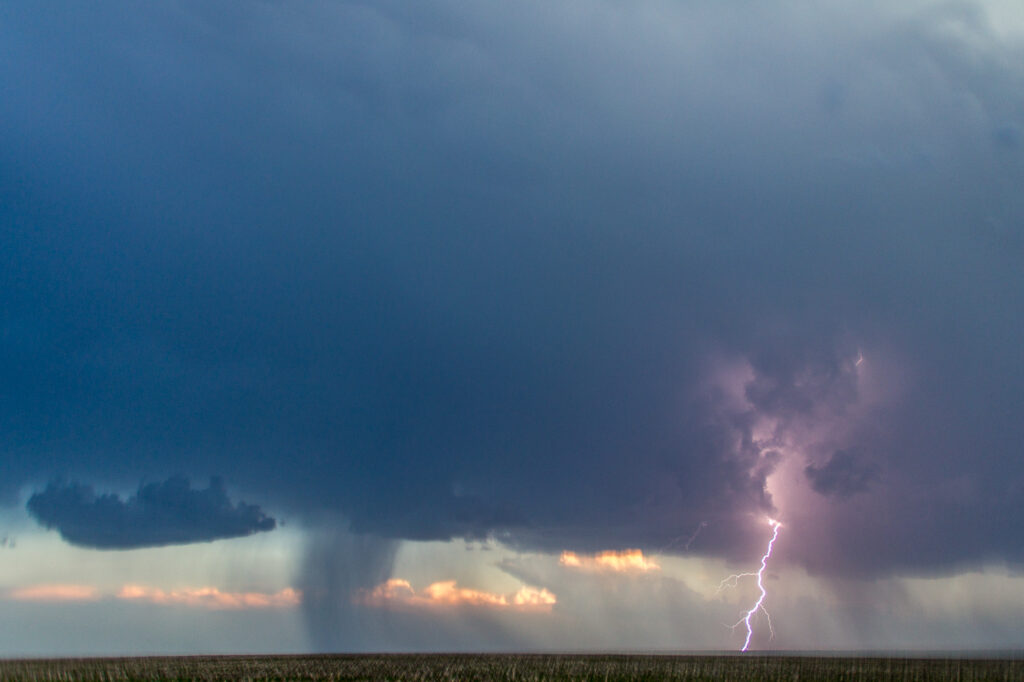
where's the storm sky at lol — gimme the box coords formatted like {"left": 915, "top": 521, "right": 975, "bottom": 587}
{"left": 2, "top": 0, "right": 1024, "bottom": 654}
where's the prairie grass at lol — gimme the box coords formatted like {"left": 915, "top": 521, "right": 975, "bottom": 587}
{"left": 0, "top": 653, "right": 1020, "bottom": 681}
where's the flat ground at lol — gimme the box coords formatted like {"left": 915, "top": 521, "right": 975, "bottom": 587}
{"left": 0, "top": 653, "right": 1021, "bottom": 681}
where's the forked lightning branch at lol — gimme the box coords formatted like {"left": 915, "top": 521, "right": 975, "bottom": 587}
{"left": 718, "top": 518, "right": 782, "bottom": 652}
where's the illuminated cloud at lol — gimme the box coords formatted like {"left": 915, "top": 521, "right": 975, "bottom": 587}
{"left": 7, "top": 584, "right": 101, "bottom": 602}
{"left": 422, "top": 581, "right": 510, "bottom": 608}
{"left": 362, "top": 578, "right": 555, "bottom": 611}
{"left": 116, "top": 585, "right": 300, "bottom": 610}
{"left": 364, "top": 578, "right": 417, "bottom": 602}
{"left": 559, "top": 549, "right": 660, "bottom": 573}
{"left": 512, "top": 585, "right": 559, "bottom": 607}
{"left": 7, "top": 582, "right": 300, "bottom": 609}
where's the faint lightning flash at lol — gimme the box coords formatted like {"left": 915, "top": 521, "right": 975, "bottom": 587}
{"left": 719, "top": 517, "right": 781, "bottom": 652}
{"left": 659, "top": 521, "right": 708, "bottom": 554}
{"left": 683, "top": 521, "right": 707, "bottom": 551}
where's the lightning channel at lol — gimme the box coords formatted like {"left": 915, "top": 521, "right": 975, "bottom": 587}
{"left": 657, "top": 520, "right": 708, "bottom": 554}
{"left": 723, "top": 517, "right": 781, "bottom": 652}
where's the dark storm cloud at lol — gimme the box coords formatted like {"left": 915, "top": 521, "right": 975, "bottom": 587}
{"left": 26, "top": 477, "right": 275, "bottom": 549}
{"left": 1, "top": 0, "right": 1024, "bottom": 584}
{"left": 805, "top": 449, "right": 878, "bottom": 497}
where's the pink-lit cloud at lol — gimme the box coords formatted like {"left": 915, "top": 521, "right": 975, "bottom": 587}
{"left": 362, "top": 578, "right": 556, "bottom": 612}
{"left": 116, "top": 585, "right": 300, "bottom": 610}
{"left": 7, "top": 584, "right": 101, "bottom": 602}
{"left": 559, "top": 549, "right": 660, "bottom": 573}
{"left": 7, "top": 583, "right": 301, "bottom": 609}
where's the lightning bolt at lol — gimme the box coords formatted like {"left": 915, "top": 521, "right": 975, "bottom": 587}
{"left": 720, "top": 517, "right": 781, "bottom": 652}
{"left": 683, "top": 521, "right": 708, "bottom": 551}
{"left": 659, "top": 520, "right": 708, "bottom": 554}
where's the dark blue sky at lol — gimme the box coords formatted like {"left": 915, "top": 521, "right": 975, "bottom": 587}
{"left": 2, "top": 3, "right": 1024, "bottom": 643}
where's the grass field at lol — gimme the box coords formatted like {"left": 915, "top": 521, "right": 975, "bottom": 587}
{"left": 0, "top": 654, "right": 1021, "bottom": 681}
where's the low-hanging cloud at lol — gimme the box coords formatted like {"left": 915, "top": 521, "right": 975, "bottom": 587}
{"left": 116, "top": 584, "right": 300, "bottom": 610}
{"left": 26, "top": 477, "right": 276, "bottom": 549}
{"left": 7, "top": 584, "right": 101, "bottom": 603}
{"left": 559, "top": 549, "right": 661, "bottom": 573}
{"left": 360, "top": 578, "right": 556, "bottom": 612}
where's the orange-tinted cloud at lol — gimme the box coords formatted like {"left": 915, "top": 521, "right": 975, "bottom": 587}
{"left": 422, "top": 580, "right": 510, "bottom": 607}
{"left": 512, "top": 585, "right": 559, "bottom": 607}
{"left": 559, "top": 549, "right": 660, "bottom": 573}
{"left": 116, "top": 584, "right": 300, "bottom": 610}
{"left": 8, "top": 584, "right": 101, "bottom": 602}
{"left": 362, "top": 578, "right": 555, "bottom": 612}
